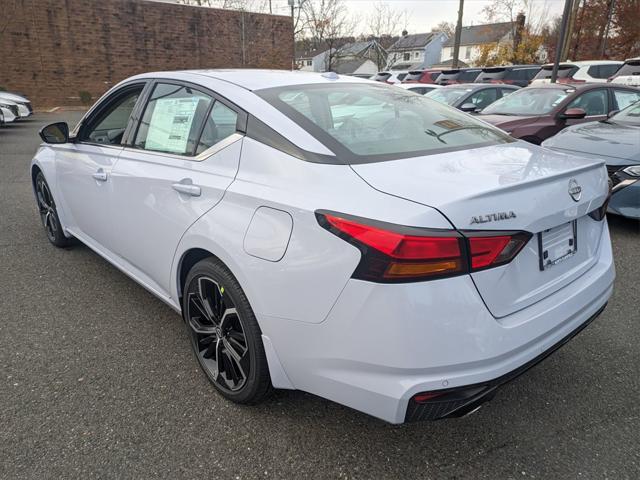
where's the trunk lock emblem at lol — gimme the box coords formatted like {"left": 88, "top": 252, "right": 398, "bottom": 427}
{"left": 568, "top": 179, "right": 582, "bottom": 202}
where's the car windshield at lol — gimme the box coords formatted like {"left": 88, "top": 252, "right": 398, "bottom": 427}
{"left": 482, "top": 88, "right": 570, "bottom": 115}
{"left": 425, "top": 88, "right": 470, "bottom": 105}
{"left": 257, "top": 83, "right": 513, "bottom": 163}
{"left": 611, "top": 101, "right": 640, "bottom": 126}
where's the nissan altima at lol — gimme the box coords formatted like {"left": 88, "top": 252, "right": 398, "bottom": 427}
{"left": 31, "top": 70, "right": 614, "bottom": 423}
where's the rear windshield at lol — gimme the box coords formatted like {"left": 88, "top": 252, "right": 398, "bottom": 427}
{"left": 478, "top": 68, "right": 506, "bottom": 81}
{"left": 458, "top": 70, "right": 482, "bottom": 82}
{"left": 257, "top": 83, "right": 513, "bottom": 163}
{"left": 534, "top": 66, "right": 579, "bottom": 79}
{"left": 504, "top": 68, "right": 540, "bottom": 81}
{"left": 373, "top": 73, "right": 391, "bottom": 82}
{"left": 614, "top": 61, "right": 640, "bottom": 77}
{"left": 482, "top": 88, "right": 571, "bottom": 115}
{"left": 403, "top": 71, "right": 424, "bottom": 82}
{"left": 438, "top": 70, "right": 461, "bottom": 80}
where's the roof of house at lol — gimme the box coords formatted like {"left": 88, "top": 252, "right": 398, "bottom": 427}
{"left": 443, "top": 22, "right": 513, "bottom": 47}
{"left": 431, "top": 58, "right": 470, "bottom": 68}
{"left": 389, "top": 32, "right": 439, "bottom": 51}
{"left": 333, "top": 58, "right": 373, "bottom": 74}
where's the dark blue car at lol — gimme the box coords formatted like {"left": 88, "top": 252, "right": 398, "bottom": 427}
{"left": 542, "top": 102, "right": 640, "bottom": 220}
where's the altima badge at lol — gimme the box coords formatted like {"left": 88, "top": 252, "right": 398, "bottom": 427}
{"left": 568, "top": 179, "right": 582, "bottom": 202}
{"left": 470, "top": 211, "right": 516, "bottom": 224}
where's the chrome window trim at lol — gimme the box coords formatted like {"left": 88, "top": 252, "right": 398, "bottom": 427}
{"left": 120, "top": 132, "right": 244, "bottom": 162}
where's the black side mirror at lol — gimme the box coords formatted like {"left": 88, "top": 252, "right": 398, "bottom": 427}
{"left": 460, "top": 103, "right": 479, "bottom": 113}
{"left": 39, "top": 122, "right": 69, "bottom": 144}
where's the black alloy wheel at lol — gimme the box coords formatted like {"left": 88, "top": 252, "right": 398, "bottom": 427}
{"left": 183, "top": 258, "right": 272, "bottom": 403}
{"left": 35, "top": 172, "right": 72, "bottom": 247}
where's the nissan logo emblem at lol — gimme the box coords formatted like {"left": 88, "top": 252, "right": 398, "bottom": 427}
{"left": 568, "top": 179, "right": 582, "bottom": 202}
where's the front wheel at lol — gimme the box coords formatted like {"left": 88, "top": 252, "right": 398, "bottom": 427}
{"left": 35, "top": 172, "right": 72, "bottom": 247}
{"left": 182, "top": 258, "right": 272, "bottom": 404}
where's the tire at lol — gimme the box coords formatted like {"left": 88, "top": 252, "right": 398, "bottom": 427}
{"left": 182, "top": 257, "right": 272, "bottom": 404}
{"left": 34, "top": 172, "right": 73, "bottom": 248}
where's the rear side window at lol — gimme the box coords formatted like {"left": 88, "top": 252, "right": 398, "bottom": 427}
{"left": 134, "top": 83, "right": 212, "bottom": 155}
{"left": 396, "top": 73, "right": 408, "bottom": 82}
{"left": 613, "top": 89, "right": 640, "bottom": 110}
{"left": 195, "top": 102, "right": 239, "bottom": 154}
{"left": 258, "top": 83, "right": 513, "bottom": 163}
{"left": 429, "top": 72, "right": 441, "bottom": 81}
{"left": 505, "top": 68, "right": 539, "bottom": 81}
{"left": 588, "top": 64, "right": 621, "bottom": 79}
{"left": 614, "top": 61, "right": 640, "bottom": 77}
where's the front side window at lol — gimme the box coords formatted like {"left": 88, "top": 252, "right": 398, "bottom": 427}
{"left": 257, "top": 83, "right": 513, "bottom": 163}
{"left": 613, "top": 90, "right": 640, "bottom": 110}
{"left": 482, "top": 88, "right": 570, "bottom": 115}
{"left": 83, "top": 87, "right": 143, "bottom": 145}
{"left": 468, "top": 88, "right": 498, "bottom": 109}
{"left": 566, "top": 89, "right": 607, "bottom": 116}
{"left": 134, "top": 83, "right": 213, "bottom": 155}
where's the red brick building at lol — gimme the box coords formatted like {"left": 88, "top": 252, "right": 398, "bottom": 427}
{"left": 0, "top": 0, "right": 293, "bottom": 107}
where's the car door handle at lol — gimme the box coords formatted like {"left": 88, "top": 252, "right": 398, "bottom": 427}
{"left": 172, "top": 182, "right": 201, "bottom": 197}
{"left": 92, "top": 169, "right": 108, "bottom": 182}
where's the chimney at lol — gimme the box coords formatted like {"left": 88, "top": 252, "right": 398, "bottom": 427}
{"left": 401, "top": 29, "right": 408, "bottom": 37}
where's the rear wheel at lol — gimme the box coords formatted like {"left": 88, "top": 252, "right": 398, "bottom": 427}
{"left": 35, "top": 172, "right": 72, "bottom": 247}
{"left": 183, "top": 258, "right": 272, "bottom": 404}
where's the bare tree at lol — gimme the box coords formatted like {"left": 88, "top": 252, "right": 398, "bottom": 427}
{"left": 176, "top": 0, "right": 270, "bottom": 12}
{"left": 431, "top": 21, "right": 455, "bottom": 38}
{"left": 365, "top": 2, "right": 408, "bottom": 69}
{"left": 302, "top": 0, "right": 359, "bottom": 71}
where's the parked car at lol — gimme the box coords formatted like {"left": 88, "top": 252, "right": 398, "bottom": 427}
{"left": 0, "top": 108, "right": 4, "bottom": 127}
{"left": 435, "top": 68, "right": 482, "bottom": 85}
{"left": 372, "top": 70, "right": 409, "bottom": 84}
{"left": 33, "top": 70, "right": 613, "bottom": 424}
{"left": 401, "top": 69, "right": 442, "bottom": 84}
{"left": 542, "top": 101, "right": 640, "bottom": 220}
{"left": 475, "top": 65, "right": 541, "bottom": 87}
{"left": 531, "top": 61, "right": 624, "bottom": 85}
{"left": 425, "top": 83, "right": 519, "bottom": 112}
{"left": 479, "top": 83, "right": 640, "bottom": 144}
{"left": 0, "top": 91, "right": 33, "bottom": 118}
{"left": 608, "top": 57, "right": 640, "bottom": 87}
{"left": 396, "top": 83, "right": 442, "bottom": 95}
{"left": 0, "top": 98, "right": 21, "bottom": 123}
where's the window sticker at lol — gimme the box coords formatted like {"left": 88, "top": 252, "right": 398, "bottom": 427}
{"left": 145, "top": 97, "right": 201, "bottom": 154}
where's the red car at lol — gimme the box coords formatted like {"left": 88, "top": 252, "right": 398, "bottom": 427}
{"left": 402, "top": 69, "right": 442, "bottom": 84}
{"left": 478, "top": 83, "right": 640, "bottom": 144}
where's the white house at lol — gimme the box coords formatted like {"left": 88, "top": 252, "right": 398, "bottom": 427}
{"left": 441, "top": 21, "right": 519, "bottom": 66}
{"left": 386, "top": 31, "right": 448, "bottom": 70}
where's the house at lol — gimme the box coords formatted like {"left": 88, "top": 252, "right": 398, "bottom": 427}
{"left": 440, "top": 20, "right": 521, "bottom": 66}
{"left": 297, "top": 40, "right": 386, "bottom": 74}
{"left": 386, "top": 31, "right": 448, "bottom": 70}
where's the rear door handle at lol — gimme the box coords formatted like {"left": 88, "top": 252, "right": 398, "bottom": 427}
{"left": 92, "top": 169, "right": 108, "bottom": 182}
{"left": 172, "top": 180, "right": 201, "bottom": 197}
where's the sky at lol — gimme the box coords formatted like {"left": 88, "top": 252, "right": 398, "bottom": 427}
{"left": 266, "top": 0, "right": 567, "bottom": 35}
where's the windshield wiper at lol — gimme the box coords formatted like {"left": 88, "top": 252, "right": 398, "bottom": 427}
{"left": 424, "top": 129, "right": 447, "bottom": 144}
{"left": 435, "top": 125, "right": 503, "bottom": 139}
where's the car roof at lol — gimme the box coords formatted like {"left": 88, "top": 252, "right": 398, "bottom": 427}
{"left": 128, "top": 69, "right": 371, "bottom": 91}
{"left": 541, "top": 60, "right": 623, "bottom": 68}
{"left": 441, "top": 83, "right": 516, "bottom": 90}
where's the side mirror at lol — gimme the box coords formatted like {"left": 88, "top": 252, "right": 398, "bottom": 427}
{"left": 39, "top": 122, "right": 69, "bottom": 144}
{"left": 560, "top": 108, "right": 586, "bottom": 120}
{"left": 460, "top": 103, "right": 479, "bottom": 113}
{"left": 607, "top": 109, "right": 619, "bottom": 119}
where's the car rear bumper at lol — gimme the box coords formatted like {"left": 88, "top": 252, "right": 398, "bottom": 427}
{"left": 260, "top": 221, "right": 614, "bottom": 423}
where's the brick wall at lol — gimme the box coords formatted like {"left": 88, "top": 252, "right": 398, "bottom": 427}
{"left": 0, "top": 0, "right": 293, "bottom": 108}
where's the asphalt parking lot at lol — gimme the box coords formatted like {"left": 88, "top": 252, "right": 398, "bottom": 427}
{"left": 1, "top": 112, "right": 639, "bottom": 480}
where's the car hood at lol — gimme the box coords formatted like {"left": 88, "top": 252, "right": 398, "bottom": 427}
{"left": 542, "top": 121, "right": 640, "bottom": 164}
{"left": 478, "top": 114, "right": 542, "bottom": 129}
{"left": 0, "top": 92, "right": 28, "bottom": 103}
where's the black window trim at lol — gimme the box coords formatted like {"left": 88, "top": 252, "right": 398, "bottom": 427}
{"left": 126, "top": 78, "right": 248, "bottom": 158}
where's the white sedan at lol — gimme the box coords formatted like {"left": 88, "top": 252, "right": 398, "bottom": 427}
{"left": 32, "top": 70, "right": 614, "bottom": 423}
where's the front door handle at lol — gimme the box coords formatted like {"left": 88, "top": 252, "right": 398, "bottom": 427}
{"left": 172, "top": 179, "right": 201, "bottom": 197}
{"left": 92, "top": 169, "right": 107, "bottom": 182}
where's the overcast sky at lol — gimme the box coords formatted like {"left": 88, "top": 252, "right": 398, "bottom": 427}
{"left": 267, "top": 0, "right": 565, "bottom": 35}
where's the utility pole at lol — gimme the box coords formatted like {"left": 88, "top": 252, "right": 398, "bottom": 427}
{"left": 600, "top": 0, "right": 616, "bottom": 57}
{"left": 452, "top": 0, "right": 464, "bottom": 69}
{"left": 550, "top": 0, "right": 573, "bottom": 83}
{"left": 289, "top": 0, "right": 296, "bottom": 70}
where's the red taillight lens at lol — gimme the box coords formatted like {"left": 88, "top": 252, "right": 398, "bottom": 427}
{"left": 317, "top": 212, "right": 531, "bottom": 282}
{"left": 466, "top": 232, "right": 531, "bottom": 271}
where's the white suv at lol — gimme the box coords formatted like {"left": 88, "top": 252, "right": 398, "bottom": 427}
{"left": 531, "top": 60, "right": 623, "bottom": 85}
{"left": 608, "top": 57, "right": 640, "bottom": 87}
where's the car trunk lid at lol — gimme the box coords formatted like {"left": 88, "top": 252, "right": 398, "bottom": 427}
{"left": 351, "top": 143, "right": 609, "bottom": 317}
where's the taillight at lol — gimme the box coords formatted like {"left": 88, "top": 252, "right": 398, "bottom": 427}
{"left": 465, "top": 232, "right": 531, "bottom": 271}
{"left": 317, "top": 212, "right": 531, "bottom": 283}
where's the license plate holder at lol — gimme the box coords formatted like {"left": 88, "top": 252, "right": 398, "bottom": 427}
{"left": 537, "top": 220, "right": 577, "bottom": 271}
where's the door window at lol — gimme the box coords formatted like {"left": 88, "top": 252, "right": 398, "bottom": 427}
{"left": 613, "top": 89, "right": 640, "bottom": 110}
{"left": 468, "top": 88, "right": 499, "bottom": 109}
{"left": 83, "top": 87, "right": 143, "bottom": 145}
{"left": 566, "top": 89, "right": 607, "bottom": 116}
{"left": 134, "top": 83, "right": 213, "bottom": 155}
{"left": 195, "top": 102, "right": 239, "bottom": 154}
